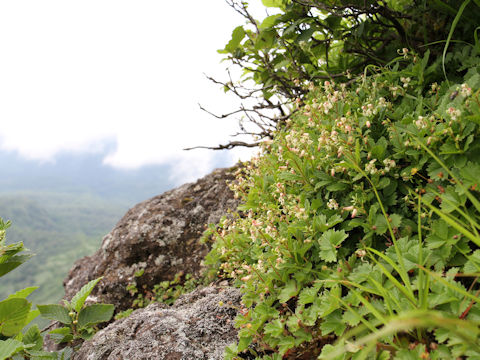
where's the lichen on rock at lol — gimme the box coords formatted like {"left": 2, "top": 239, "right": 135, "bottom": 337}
{"left": 73, "top": 286, "right": 242, "bottom": 360}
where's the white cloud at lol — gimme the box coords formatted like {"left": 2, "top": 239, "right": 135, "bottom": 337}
{"left": 0, "top": 0, "right": 258, "bottom": 180}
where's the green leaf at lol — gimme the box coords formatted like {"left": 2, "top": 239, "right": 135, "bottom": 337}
{"left": 277, "top": 335, "right": 295, "bottom": 355}
{"left": 70, "top": 277, "right": 102, "bottom": 313}
{"left": 0, "top": 298, "right": 31, "bottom": 336}
{"left": 59, "top": 347, "right": 73, "bottom": 360}
{"left": 0, "top": 254, "right": 32, "bottom": 277}
{"left": 320, "top": 310, "right": 346, "bottom": 336}
{"left": 237, "top": 335, "right": 252, "bottom": 352}
{"left": 23, "top": 325, "right": 43, "bottom": 351}
{"left": 37, "top": 304, "right": 72, "bottom": 325}
{"left": 260, "top": 14, "right": 281, "bottom": 29}
{"left": 318, "top": 229, "right": 348, "bottom": 262}
{"left": 264, "top": 319, "right": 284, "bottom": 337}
{"left": 77, "top": 304, "right": 114, "bottom": 329}
{"left": 48, "top": 327, "right": 73, "bottom": 344}
{"left": 25, "top": 309, "right": 40, "bottom": 325}
{"left": 5, "top": 287, "right": 38, "bottom": 300}
{"left": 297, "top": 284, "right": 321, "bottom": 305}
{"left": 262, "top": 0, "right": 283, "bottom": 8}
{"left": 0, "top": 339, "right": 24, "bottom": 360}
{"left": 224, "top": 26, "right": 246, "bottom": 53}
{"left": 24, "top": 350, "right": 58, "bottom": 359}
{"left": 278, "top": 280, "right": 298, "bottom": 303}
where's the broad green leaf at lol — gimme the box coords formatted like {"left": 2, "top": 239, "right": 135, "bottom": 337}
{"left": 70, "top": 277, "right": 102, "bottom": 313}
{"left": 0, "top": 298, "right": 31, "bottom": 336}
{"left": 0, "top": 339, "right": 24, "bottom": 360}
{"left": 277, "top": 280, "right": 298, "bottom": 303}
{"left": 0, "top": 254, "right": 32, "bottom": 277}
{"left": 224, "top": 26, "right": 245, "bottom": 53}
{"left": 77, "top": 304, "right": 114, "bottom": 328}
{"left": 260, "top": 14, "right": 281, "bottom": 29}
{"left": 37, "top": 304, "right": 72, "bottom": 325}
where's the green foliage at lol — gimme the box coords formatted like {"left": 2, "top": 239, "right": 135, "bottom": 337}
{"left": 221, "top": 0, "right": 479, "bottom": 101}
{"left": 0, "top": 218, "right": 113, "bottom": 359}
{"left": 117, "top": 271, "right": 204, "bottom": 319}
{"left": 38, "top": 278, "right": 114, "bottom": 344}
{"left": 207, "top": 2, "right": 480, "bottom": 357}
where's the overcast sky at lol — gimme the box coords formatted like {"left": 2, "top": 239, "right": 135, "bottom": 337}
{"left": 0, "top": 1, "right": 269, "bottom": 182}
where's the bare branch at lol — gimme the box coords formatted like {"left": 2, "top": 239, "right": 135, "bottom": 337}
{"left": 184, "top": 141, "right": 262, "bottom": 151}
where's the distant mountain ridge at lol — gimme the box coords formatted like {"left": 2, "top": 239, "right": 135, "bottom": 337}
{"left": 0, "top": 148, "right": 179, "bottom": 307}
{"left": 0, "top": 148, "right": 176, "bottom": 203}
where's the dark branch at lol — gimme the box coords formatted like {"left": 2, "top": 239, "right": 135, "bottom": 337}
{"left": 184, "top": 141, "right": 262, "bottom": 151}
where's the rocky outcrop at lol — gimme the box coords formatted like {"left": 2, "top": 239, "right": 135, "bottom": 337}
{"left": 73, "top": 286, "right": 242, "bottom": 360}
{"left": 63, "top": 167, "right": 240, "bottom": 312}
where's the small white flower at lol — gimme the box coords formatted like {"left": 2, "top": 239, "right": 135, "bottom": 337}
{"left": 327, "top": 199, "right": 339, "bottom": 210}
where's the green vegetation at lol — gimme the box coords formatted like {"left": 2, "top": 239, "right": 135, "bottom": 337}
{"left": 0, "top": 193, "right": 128, "bottom": 306}
{"left": 0, "top": 218, "right": 114, "bottom": 359}
{"left": 204, "top": 0, "right": 480, "bottom": 358}
{"left": 115, "top": 271, "right": 205, "bottom": 320}
{"left": 37, "top": 278, "right": 114, "bottom": 346}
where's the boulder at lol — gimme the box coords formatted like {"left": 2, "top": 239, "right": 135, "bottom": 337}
{"left": 73, "top": 286, "right": 241, "bottom": 360}
{"left": 63, "top": 166, "right": 240, "bottom": 313}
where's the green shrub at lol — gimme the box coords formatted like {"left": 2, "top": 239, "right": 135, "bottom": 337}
{"left": 206, "top": 26, "right": 480, "bottom": 359}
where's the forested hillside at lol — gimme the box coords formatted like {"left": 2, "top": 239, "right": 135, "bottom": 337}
{"left": 0, "top": 193, "right": 128, "bottom": 305}
{"left": 0, "top": 150, "right": 180, "bottom": 306}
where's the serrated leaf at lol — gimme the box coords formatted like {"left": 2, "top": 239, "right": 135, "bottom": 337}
{"left": 37, "top": 304, "right": 72, "bottom": 325}
{"left": 0, "top": 339, "right": 24, "bottom": 360}
{"left": 23, "top": 325, "right": 43, "bottom": 350}
{"left": 77, "top": 304, "right": 114, "bottom": 329}
{"left": 0, "top": 298, "right": 31, "bottom": 336}
{"left": 298, "top": 286, "right": 319, "bottom": 305}
{"left": 318, "top": 229, "right": 348, "bottom": 262}
{"left": 342, "top": 309, "right": 362, "bottom": 327}
{"left": 264, "top": 319, "right": 284, "bottom": 337}
{"left": 277, "top": 335, "right": 296, "bottom": 355}
{"left": 320, "top": 310, "right": 346, "bottom": 336}
{"left": 70, "top": 277, "right": 102, "bottom": 313}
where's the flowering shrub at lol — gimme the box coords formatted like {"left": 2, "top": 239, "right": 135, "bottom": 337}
{"left": 205, "top": 46, "right": 480, "bottom": 359}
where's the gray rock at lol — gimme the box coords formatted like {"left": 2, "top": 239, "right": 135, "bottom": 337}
{"left": 73, "top": 286, "right": 242, "bottom": 360}
{"left": 63, "top": 166, "right": 240, "bottom": 313}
